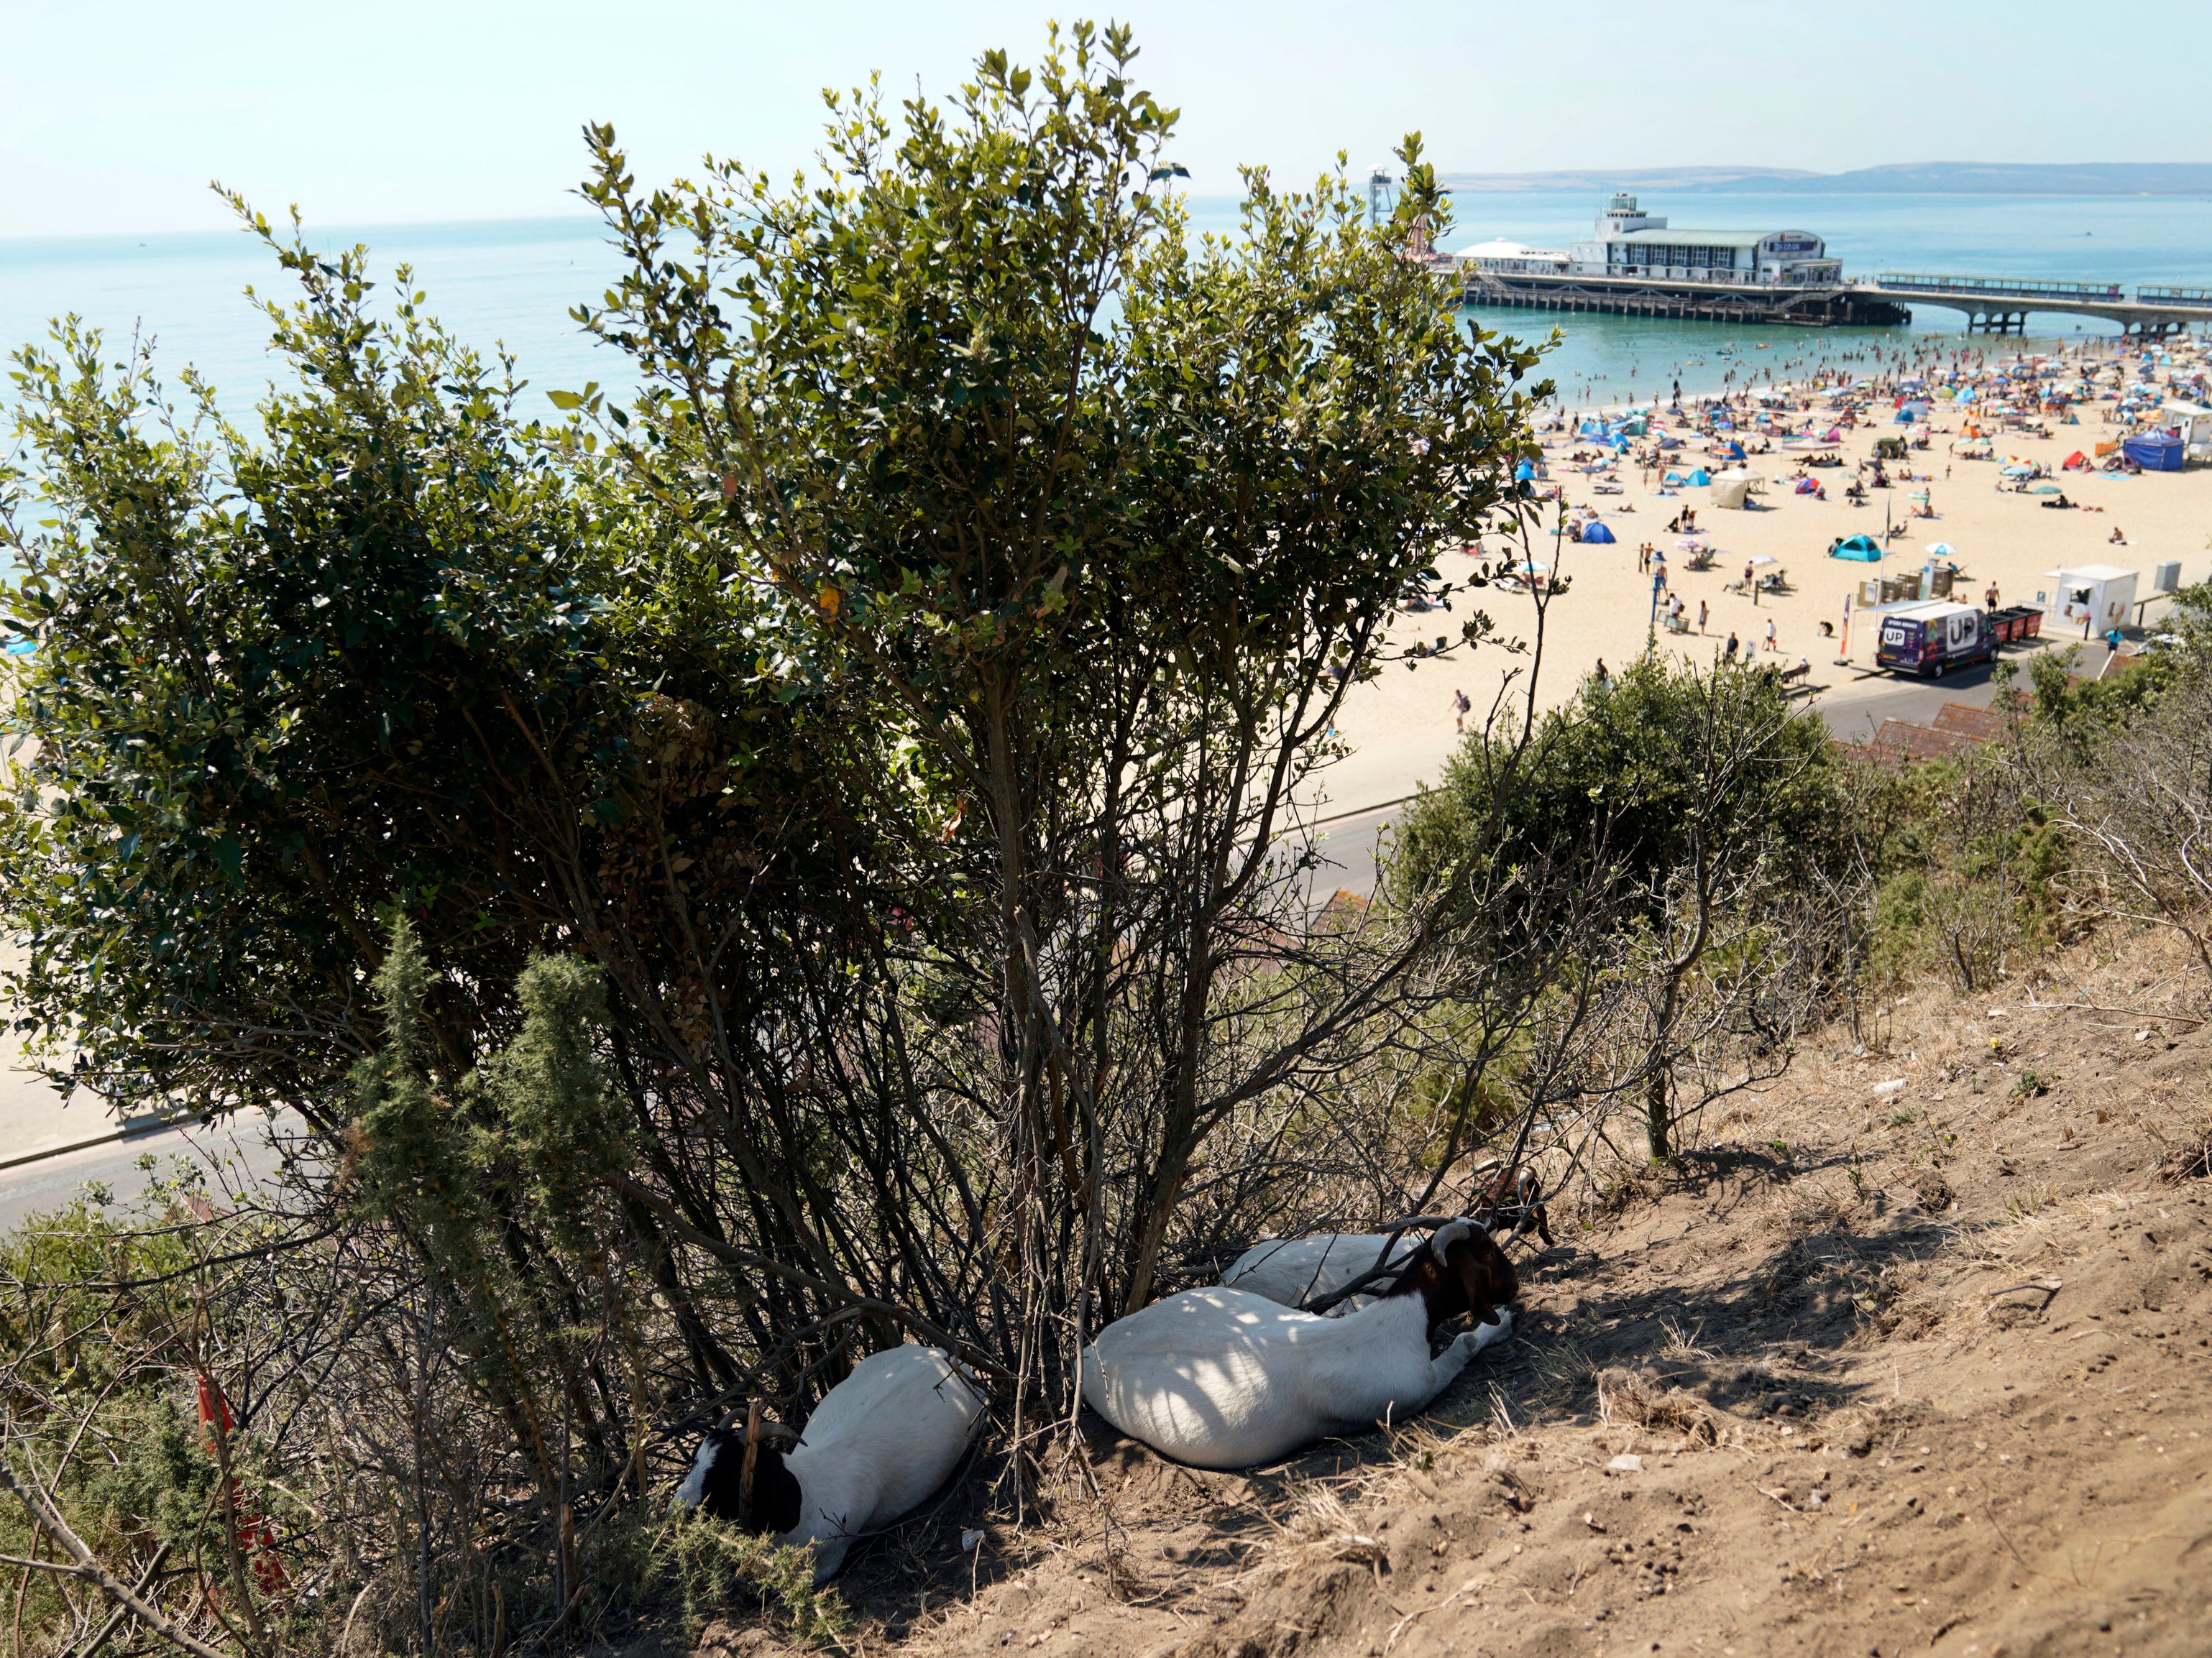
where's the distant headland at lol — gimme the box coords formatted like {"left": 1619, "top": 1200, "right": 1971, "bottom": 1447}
{"left": 1439, "top": 162, "right": 2212, "bottom": 197}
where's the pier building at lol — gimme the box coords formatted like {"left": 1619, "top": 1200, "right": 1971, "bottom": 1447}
{"left": 1456, "top": 193, "right": 1901, "bottom": 327}
{"left": 1568, "top": 194, "right": 1841, "bottom": 285}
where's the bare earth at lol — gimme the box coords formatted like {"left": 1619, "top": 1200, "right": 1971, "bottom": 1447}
{"left": 681, "top": 925, "right": 2212, "bottom": 1658}
{"left": 1321, "top": 344, "right": 2212, "bottom": 814}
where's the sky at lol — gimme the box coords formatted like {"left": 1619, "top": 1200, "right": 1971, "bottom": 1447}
{"left": 4, "top": 0, "right": 2210, "bottom": 240}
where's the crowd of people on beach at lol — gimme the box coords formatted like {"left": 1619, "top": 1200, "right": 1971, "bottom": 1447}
{"left": 1509, "top": 327, "right": 2208, "bottom": 709}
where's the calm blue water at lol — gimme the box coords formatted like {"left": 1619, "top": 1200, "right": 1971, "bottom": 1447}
{"left": 1, "top": 190, "right": 2205, "bottom": 430}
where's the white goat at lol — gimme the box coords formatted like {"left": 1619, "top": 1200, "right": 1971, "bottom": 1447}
{"left": 1083, "top": 1220, "right": 1516, "bottom": 1470}
{"left": 673, "top": 1345, "right": 984, "bottom": 1583}
{"left": 1221, "top": 1232, "right": 1418, "bottom": 1312}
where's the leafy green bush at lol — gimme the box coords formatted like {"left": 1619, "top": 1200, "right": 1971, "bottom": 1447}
{"left": 1387, "top": 654, "right": 1846, "bottom": 916}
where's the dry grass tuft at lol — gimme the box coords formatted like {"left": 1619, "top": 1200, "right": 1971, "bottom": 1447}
{"left": 1593, "top": 1365, "right": 1727, "bottom": 1446}
{"left": 2152, "top": 1113, "right": 2212, "bottom": 1184}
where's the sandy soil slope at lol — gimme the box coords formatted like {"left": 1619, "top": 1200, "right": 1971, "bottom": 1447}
{"left": 671, "top": 931, "right": 2212, "bottom": 1658}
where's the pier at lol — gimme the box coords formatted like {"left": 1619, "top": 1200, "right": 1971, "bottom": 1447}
{"left": 1449, "top": 194, "right": 2208, "bottom": 335}
{"left": 1849, "top": 275, "right": 2212, "bottom": 336}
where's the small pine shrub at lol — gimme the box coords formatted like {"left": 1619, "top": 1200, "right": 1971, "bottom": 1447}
{"left": 658, "top": 1510, "right": 852, "bottom": 1649}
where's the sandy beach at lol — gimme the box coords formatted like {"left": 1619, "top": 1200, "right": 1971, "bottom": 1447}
{"left": 1320, "top": 333, "right": 2212, "bottom": 811}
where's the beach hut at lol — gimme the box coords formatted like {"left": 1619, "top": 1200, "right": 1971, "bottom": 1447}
{"left": 1830, "top": 535, "right": 1882, "bottom": 563}
{"left": 1577, "top": 520, "right": 1617, "bottom": 545}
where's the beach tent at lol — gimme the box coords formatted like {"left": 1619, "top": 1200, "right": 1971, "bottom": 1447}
{"left": 1830, "top": 535, "right": 1882, "bottom": 562}
{"left": 1686, "top": 469, "right": 1712, "bottom": 487}
{"left": 1794, "top": 477, "right": 1820, "bottom": 494}
{"left": 1514, "top": 461, "right": 1536, "bottom": 481}
{"left": 2121, "top": 434, "right": 2185, "bottom": 472}
{"left": 1722, "top": 440, "right": 1746, "bottom": 459}
{"left": 1577, "top": 520, "right": 1617, "bottom": 544}
{"left": 2061, "top": 451, "right": 2087, "bottom": 470}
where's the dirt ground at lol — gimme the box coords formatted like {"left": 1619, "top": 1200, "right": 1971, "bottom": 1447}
{"left": 669, "top": 926, "right": 2212, "bottom": 1658}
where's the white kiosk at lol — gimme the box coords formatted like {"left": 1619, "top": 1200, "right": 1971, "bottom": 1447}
{"left": 2042, "top": 565, "right": 2139, "bottom": 641}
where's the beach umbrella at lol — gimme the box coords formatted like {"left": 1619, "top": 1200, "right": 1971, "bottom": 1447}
{"left": 1923, "top": 542, "right": 1958, "bottom": 558}
{"left": 2031, "top": 484, "right": 2064, "bottom": 495}
{"left": 1674, "top": 537, "right": 1707, "bottom": 552}
{"left": 2000, "top": 463, "right": 2037, "bottom": 477}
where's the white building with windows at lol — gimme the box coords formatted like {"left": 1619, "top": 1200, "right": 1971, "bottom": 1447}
{"left": 1451, "top": 238, "right": 1571, "bottom": 276}
{"left": 1566, "top": 193, "right": 1841, "bottom": 285}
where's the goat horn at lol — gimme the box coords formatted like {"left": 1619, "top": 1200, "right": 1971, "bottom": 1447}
{"left": 1430, "top": 1219, "right": 1472, "bottom": 1261}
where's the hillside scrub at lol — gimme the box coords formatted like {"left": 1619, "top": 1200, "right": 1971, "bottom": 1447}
{"left": 4, "top": 24, "right": 2207, "bottom": 1654}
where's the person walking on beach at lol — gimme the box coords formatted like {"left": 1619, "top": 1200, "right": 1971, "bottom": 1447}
{"left": 1697, "top": 598, "right": 1709, "bottom": 635}
{"left": 1652, "top": 554, "right": 1667, "bottom": 592}
{"left": 1985, "top": 582, "right": 2000, "bottom": 612}
{"left": 1764, "top": 618, "right": 1778, "bottom": 653}
{"left": 1452, "top": 688, "right": 1471, "bottom": 733}
{"left": 1724, "top": 632, "right": 1740, "bottom": 663}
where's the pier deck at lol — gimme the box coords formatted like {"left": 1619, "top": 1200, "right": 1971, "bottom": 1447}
{"left": 1460, "top": 269, "right": 1906, "bottom": 328}
{"left": 1851, "top": 275, "right": 2212, "bottom": 336}
{"left": 1458, "top": 269, "right": 2210, "bottom": 335}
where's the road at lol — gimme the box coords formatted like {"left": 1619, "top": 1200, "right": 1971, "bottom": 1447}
{"left": 0, "top": 1114, "right": 303, "bottom": 1232}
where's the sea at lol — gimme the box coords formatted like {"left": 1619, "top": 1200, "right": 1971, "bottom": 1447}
{"left": 1, "top": 188, "right": 2206, "bottom": 434}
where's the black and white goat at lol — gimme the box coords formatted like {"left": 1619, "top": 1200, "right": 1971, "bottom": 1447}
{"left": 1469, "top": 1160, "right": 1554, "bottom": 1247}
{"left": 672, "top": 1345, "right": 984, "bottom": 1583}
{"left": 1083, "top": 1220, "right": 1517, "bottom": 1470}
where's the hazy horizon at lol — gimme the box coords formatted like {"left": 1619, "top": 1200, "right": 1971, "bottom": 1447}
{"left": 4, "top": 0, "right": 2208, "bottom": 240}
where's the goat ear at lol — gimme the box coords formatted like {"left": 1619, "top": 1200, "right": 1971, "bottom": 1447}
{"left": 1456, "top": 1230, "right": 1518, "bottom": 1325}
